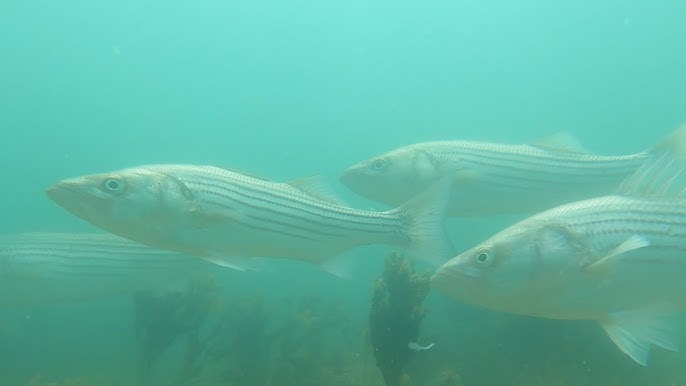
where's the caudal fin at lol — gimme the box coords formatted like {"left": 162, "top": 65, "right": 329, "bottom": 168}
{"left": 391, "top": 178, "right": 454, "bottom": 267}
{"left": 650, "top": 123, "right": 686, "bottom": 156}
{"left": 619, "top": 124, "right": 686, "bottom": 198}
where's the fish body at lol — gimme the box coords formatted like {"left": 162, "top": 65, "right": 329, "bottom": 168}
{"left": 46, "top": 165, "right": 451, "bottom": 270}
{"left": 0, "top": 232, "right": 204, "bottom": 305}
{"left": 431, "top": 132, "right": 686, "bottom": 365}
{"left": 433, "top": 195, "right": 686, "bottom": 317}
{"left": 341, "top": 137, "right": 650, "bottom": 216}
{"left": 408, "top": 341, "right": 436, "bottom": 351}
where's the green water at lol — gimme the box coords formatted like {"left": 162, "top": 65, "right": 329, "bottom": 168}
{"left": 1, "top": 0, "right": 686, "bottom": 385}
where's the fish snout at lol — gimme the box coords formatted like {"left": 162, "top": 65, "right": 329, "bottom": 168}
{"left": 46, "top": 178, "right": 80, "bottom": 201}
{"left": 430, "top": 260, "right": 471, "bottom": 289}
{"left": 45, "top": 177, "right": 100, "bottom": 208}
{"left": 339, "top": 166, "right": 358, "bottom": 187}
{"left": 339, "top": 161, "right": 375, "bottom": 192}
{"left": 429, "top": 271, "right": 449, "bottom": 289}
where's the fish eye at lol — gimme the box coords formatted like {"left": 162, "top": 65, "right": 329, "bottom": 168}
{"left": 475, "top": 251, "right": 490, "bottom": 264}
{"left": 103, "top": 178, "right": 121, "bottom": 192}
{"left": 371, "top": 159, "right": 386, "bottom": 170}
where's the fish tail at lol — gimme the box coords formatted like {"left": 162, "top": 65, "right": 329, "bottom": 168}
{"left": 619, "top": 124, "right": 686, "bottom": 197}
{"left": 650, "top": 123, "right": 686, "bottom": 156}
{"left": 392, "top": 177, "right": 454, "bottom": 267}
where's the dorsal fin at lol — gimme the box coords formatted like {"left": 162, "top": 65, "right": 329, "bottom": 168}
{"left": 288, "top": 176, "right": 346, "bottom": 205}
{"left": 618, "top": 125, "right": 686, "bottom": 198}
{"left": 531, "top": 132, "right": 588, "bottom": 154}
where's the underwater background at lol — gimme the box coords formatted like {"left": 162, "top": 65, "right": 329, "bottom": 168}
{"left": 1, "top": 0, "right": 686, "bottom": 385}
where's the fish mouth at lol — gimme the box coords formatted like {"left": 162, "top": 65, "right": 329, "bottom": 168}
{"left": 340, "top": 159, "right": 373, "bottom": 184}
{"left": 429, "top": 271, "right": 454, "bottom": 288}
{"left": 430, "top": 271, "right": 478, "bottom": 302}
{"left": 339, "top": 166, "right": 359, "bottom": 188}
{"left": 46, "top": 179, "right": 85, "bottom": 204}
{"left": 45, "top": 177, "right": 105, "bottom": 217}
{"left": 430, "top": 264, "right": 478, "bottom": 292}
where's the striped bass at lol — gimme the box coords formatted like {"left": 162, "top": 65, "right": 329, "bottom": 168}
{"left": 0, "top": 232, "right": 206, "bottom": 305}
{"left": 339, "top": 131, "right": 677, "bottom": 216}
{"left": 430, "top": 127, "right": 686, "bottom": 366}
{"left": 46, "top": 165, "right": 452, "bottom": 272}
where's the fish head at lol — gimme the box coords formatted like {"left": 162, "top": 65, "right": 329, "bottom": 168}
{"left": 340, "top": 145, "right": 441, "bottom": 205}
{"left": 46, "top": 167, "right": 195, "bottom": 242}
{"left": 431, "top": 223, "right": 565, "bottom": 314}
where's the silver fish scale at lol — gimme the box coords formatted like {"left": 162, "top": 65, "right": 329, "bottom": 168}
{"left": 141, "top": 164, "right": 405, "bottom": 236}
{"left": 514, "top": 195, "right": 686, "bottom": 256}
{"left": 0, "top": 233, "right": 193, "bottom": 277}
{"left": 412, "top": 141, "right": 648, "bottom": 179}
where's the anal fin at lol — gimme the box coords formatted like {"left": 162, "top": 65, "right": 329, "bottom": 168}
{"left": 319, "top": 253, "right": 356, "bottom": 279}
{"left": 600, "top": 308, "right": 680, "bottom": 366}
{"left": 201, "top": 253, "right": 262, "bottom": 272}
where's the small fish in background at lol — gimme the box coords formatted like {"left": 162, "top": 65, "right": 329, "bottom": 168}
{"left": 0, "top": 232, "right": 208, "bottom": 306}
{"left": 340, "top": 128, "right": 683, "bottom": 216}
{"left": 45, "top": 165, "right": 454, "bottom": 275}
{"left": 430, "top": 126, "right": 686, "bottom": 366}
{"left": 408, "top": 341, "right": 436, "bottom": 351}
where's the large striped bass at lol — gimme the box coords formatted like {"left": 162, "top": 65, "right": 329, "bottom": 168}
{"left": 46, "top": 165, "right": 452, "bottom": 272}
{"left": 339, "top": 130, "right": 680, "bottom": 216}
{"left": 430, "top": 129, "right": 686, "bottom": 366}
{"left": 0, "top": 232, "right": 207, "bottom": 305}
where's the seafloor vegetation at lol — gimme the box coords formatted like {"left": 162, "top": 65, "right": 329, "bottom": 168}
{"left": 369, "top": 253, "right": 432, "bottom": 386}
{"left": 10, "top": 254, "right": 686, "bottom": 386}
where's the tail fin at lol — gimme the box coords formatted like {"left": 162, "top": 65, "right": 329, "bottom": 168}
{"left": 619, "top": 124, "right": 686, "bottom": 197}
{"left": 390, "top": 178, "right": 454, "bottom": 267}
{"left": 650, "top": 123, "right": 686, "bottom": 156}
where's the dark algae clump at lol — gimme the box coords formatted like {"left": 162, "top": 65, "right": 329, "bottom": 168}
{"left": 133, "top": 274, "right": 219, "bottom": 385}
{"left": 369, "top": 253, "right": 431, "bottom": 386}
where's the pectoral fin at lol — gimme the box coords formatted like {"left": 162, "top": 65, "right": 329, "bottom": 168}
{"left": 583, "top": 235, "right": 650, "bottom": 273}
{"left": 600, "top": 308, "right": 679, "bottom": 366}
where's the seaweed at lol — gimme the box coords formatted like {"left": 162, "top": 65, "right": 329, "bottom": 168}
{"left": 183, "top": 291, "right": 366, "bottom": 386}
{"left": 368, "top": 253, "right": 431, "bottom": 386}
{"left": 132, "top": 273, "right": 220, "bottom": 385}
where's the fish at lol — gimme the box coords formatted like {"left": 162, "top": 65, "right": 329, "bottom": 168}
{"left": 45, "top": 165, "right": 453, "bottom": 273}
{"left": 408, "top": 341, "right": 436, "bottom": 351}
{"left": 340, "top": 130, "right": 680, "bottom": 216}
{"left": 430, "top": 126, "right": 686, "bottom": 366}
{"left": 0, "top": 232, "right": 207, "bottom": 305}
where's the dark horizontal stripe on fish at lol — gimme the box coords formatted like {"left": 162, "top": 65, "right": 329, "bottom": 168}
{"left": 455, "top": 148, "right": 644, "bottom": 177}
{"left": 190, "top": 170, "right": 401, "bottom": 224}
{"left": 566, "top": 203, "right": 686, "bottom": 222}
{"left": 203, "top": 198, "right": 392, "bottom": 240}
{"left": 0, "top": 239, "right": 167, "bottom": 254}
{"left": 0, "top": 245, "right": 181, "bottom": 258}
{"left": 189, "top": 177, "right": 402, "bottom": 234}
{"left": 2, "top": 251, "right": 193, "bottom": 268}
{"left": 428, "top": 141, "right": 647, "bottom": 167}
{"left": 572, "top": 218, "right": 686, "bottom": 239}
